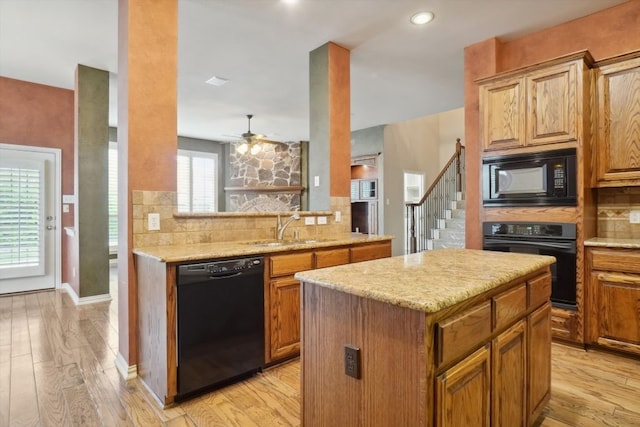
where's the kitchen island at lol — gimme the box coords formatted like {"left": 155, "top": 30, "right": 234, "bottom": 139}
{"left": 295, "top": 248, "right": 555, "bottom": 426}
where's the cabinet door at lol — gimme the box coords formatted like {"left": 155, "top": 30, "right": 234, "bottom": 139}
{"left": 269, "top": 277, "right": 301, "bottom": 360}
{"left": 596, "top": 55, "right": 640, "bottom": 186}
{"left": 479, "top": 76, "right": 526, "bottom": 151}
{"left": 526, "top": 62, "right": 577, "bottom": 146}
{"left": 436, "top": 344, "right": 490, "bottom": 427}
{"left": 593, "top": 272, "right": 640, "bottom": 355}
{"left": 527, "top": 302, "right": 551, "bottom": 424}
{"left": 492, "top": 320, "right": 527, "bottom": 427}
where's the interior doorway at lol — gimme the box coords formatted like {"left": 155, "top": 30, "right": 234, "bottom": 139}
{"left": 0, "top": 144, "right": 61, "bottom": 294}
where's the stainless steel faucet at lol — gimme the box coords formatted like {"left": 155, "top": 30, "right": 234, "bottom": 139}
{"left": 276, "top": 213, "right": 300, "bottom": 240}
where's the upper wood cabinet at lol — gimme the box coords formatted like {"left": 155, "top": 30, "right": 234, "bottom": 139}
{"left": 594, "top": 52, "right": 640, "bottom": 187}
{"left": 479, "top": 52, "right": 592, "bottom": 152}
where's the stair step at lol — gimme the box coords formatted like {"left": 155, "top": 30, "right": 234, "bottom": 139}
{"left": 439, "top": 228, "right": 465, "bottom": 241}
{"left": 445, "top": 218, "right": 465, "bottom": 230}
{"left": 452, "top": 199, "right": 465, "bottom": 210}
{"left": 451, "top": 209, "right": 465, "bottom": 219}
{"left": 433, "top": 239, "right": 465, "bottom": 249}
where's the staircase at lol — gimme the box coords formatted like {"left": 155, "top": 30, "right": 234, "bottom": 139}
{"left": 426, "top": 192, "right": 465, "bottom": 250}
{"left": 406, "top": 139, "right": 465, "bottom": 253}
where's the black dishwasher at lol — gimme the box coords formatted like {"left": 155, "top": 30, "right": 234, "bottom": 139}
{"left": 176, "top": 256, "right": 265, "bottom": 400}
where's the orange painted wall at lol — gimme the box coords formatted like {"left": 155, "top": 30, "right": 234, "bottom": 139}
{"left": 464, "top": 0, "right": 640, "bottom": 248}
{"left": 0, "top": 76, "right": 75, "bottom": 284}
{"left": 328, "top": 42, "right": 351, "bottom": 197}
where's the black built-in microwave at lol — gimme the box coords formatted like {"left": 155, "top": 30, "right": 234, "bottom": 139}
{"left": 482, "top": 148, "right": 576, "bottom": 207}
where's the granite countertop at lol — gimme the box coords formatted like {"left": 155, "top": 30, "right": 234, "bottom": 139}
{"left": 133, "top": 234, "right": 393, "bottom": 263}
{"left": 294, "top": 248, "right": 555, "bottom": 313}
{"left": 584, "top": 237, "right": 640, "bottom": 249}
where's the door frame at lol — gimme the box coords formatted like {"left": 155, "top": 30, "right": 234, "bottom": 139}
{"left": 0, "top": 142, "right": 62, "bottom": 289}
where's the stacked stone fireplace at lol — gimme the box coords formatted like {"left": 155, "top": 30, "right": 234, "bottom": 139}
{"left": 226, "top": 141, "right": 303, "bottom": 212}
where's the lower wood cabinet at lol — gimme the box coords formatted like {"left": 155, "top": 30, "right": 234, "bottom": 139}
{"left": 269, "top": 276, "right": 302, "bottom": 360}
{"left": 435, "top": 274, "right": 551, "bottom": 427}
{"left": 267, "top": 240, "right": 392, "bottom": 363}
{"left": 492, "top": 320, "right": 527, "bottom": 427}
{"left": 528, "top": 302, "right": 552, "bottom": 423}
{"left": 586, "top": 247, "right": 640, "bottom": 356}
{"left": 437, "top": 344, "right": 491, "bottom": 427}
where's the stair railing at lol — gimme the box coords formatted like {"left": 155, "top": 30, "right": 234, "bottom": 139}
{"left": 405, "top": 139, "right": 465, "bottom": 254}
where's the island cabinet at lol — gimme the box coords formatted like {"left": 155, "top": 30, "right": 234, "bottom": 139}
{"left": 299, "top": 249, "right": 554, "bottom": 427}
{"left": 267, "top": 240, "right": 391, "bottom": 363}
{"left": 478, "top": 51, "right": 592, "bottom": 152}
{"left": 585, "top": 247, "right": 640, "bottom": 356}
{"left": 594, "top": 51, "right": 640, "bottom": 187}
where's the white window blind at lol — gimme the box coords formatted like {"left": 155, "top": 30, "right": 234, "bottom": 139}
{"left": 0, "top": 161, "right": 43, "bottom": 272}
{"left": 108, "top": 142, "right": 118, "bottom": 248}
{"left": 177, "top": 150, "right": 218, "bottom": 213}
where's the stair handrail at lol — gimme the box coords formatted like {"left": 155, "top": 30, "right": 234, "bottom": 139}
{"left": 406, "top": 139, "right": 465, "bottom": 253}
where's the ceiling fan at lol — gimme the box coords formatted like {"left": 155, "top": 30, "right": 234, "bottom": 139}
{"left": 235, "top": 114, "right": 279, "bottom": 155}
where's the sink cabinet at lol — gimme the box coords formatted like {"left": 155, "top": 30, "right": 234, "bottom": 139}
{"left": 585, "top": 247, "right": 640, "bottom": 356}
{"left": 266, "top": 240, "right": 392, "bottom": 363}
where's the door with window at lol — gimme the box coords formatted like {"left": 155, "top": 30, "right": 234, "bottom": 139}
{"left": 0, "top": 145, "right": 59, "bottom": 294}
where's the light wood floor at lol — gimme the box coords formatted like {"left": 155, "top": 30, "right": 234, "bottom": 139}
{"left": 2, "top": 274, "right": 640, "bottom": 426}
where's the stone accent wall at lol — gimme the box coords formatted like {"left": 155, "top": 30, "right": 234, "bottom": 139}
{"left": 227, "top": 141, "right": 302, "bottom": 212}
{"left": 597, "top": 187, "right": 640, "bottom": 238}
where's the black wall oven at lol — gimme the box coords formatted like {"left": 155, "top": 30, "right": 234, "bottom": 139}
{"left": 483, "top": 222, "right": 576, "bottom": 310}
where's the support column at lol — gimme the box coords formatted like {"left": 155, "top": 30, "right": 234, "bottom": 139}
{"left": 117, "top": 0, "right": 178, "bottom": 377}
{"left": 309, "top": 42, "right": 351, "bottom": 211}
{"left": 74, "top": 65, "right": 110, "bottom": 299}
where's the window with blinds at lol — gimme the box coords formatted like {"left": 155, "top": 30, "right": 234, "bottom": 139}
{"left": 177, "top": 150, "right": 218, "bottom": 213}
{"left": 0, "top": 163, "right": 43, "bottom": 272}
{"left": 108, "top": 142, "right": 118, "bottom": 248}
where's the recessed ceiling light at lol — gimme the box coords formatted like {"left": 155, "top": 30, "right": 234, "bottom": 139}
{"left": 410, "top": 11, "right": 434, "bottom": 25}
{"left": 281, "top": 0, "right": 298, "bottom": 4}
{"left": 205, "top": 75, "right": 229, "bottom": 86}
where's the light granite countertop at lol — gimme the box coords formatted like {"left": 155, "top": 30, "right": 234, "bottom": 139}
{"left": 133, "top": 234, "right": 393, "bottom": 263}
{"left": 584, "top": 237, "right": 640, "bottom": 249}
{"left": 294, "top": 248, "right": 555, "bottom": 313}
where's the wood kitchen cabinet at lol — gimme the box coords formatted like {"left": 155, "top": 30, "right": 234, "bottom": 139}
{"left": 528, "top": 302, "right": 552, "bottom": 423}
{"left": 435, "top": 275, "right": 549, "bottom": 427}
{"left": 479, "top": 51, "right": 591, "bottom": 152}
{"left": 594, "top": 51, "right": 640, "bottom": 187}
{"left": 586, "top": 247, "right": 640, "bottom": 356}
{"left": 437, "top": 345, "right": 491, "bottom": 427}
{"left": 492, "top": 320, "right": 527, "bottom": 427}
{"left": 267, "top": 240, "right": 392, "bottom": 363}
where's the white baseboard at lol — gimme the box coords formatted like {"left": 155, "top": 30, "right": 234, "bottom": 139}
{"left": 115, "top": 352, "right": 138, "bottom": 380}
{"left": 61, "top": 283, "right": 112, "bottom": 306}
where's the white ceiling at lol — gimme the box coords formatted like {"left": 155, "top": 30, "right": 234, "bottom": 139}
{"left": 0, "top": 0, "right": 627, "bottom": 143}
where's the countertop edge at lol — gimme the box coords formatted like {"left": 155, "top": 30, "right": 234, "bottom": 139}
{"left": 584, "top": 237, "right": 640, "bottom": 249}
{"left": 132, "top": 235, "right": 394, "bottom": 263}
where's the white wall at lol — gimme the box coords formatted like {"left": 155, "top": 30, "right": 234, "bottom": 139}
{"left": 380, "top": 107, "right": 464, "bottom": 256}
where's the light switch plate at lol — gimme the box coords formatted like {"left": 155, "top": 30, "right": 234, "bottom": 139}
{"left": 630, "top": 210, "right": 640, "bottom": 224}
{"left": 314, "top": 176, "right": 320, "bottom": 187}
{"left": 305, "top": 216, "right": 315, "bottom": 225}
{"left": 317, "top": 216, "right": 327, "bottom": 225}
{"left": 335, "top": 211, "right": 341, "bottom": 222}
{"left": 148, "top": 213, "right": 161, "bottom": 231}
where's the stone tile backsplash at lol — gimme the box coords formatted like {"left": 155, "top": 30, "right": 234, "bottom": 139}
{"left": 132, "top": 190, "right": 352, "bottom": 248}
{"left": 597, "top": 187, "right": 640, "bottom": 239}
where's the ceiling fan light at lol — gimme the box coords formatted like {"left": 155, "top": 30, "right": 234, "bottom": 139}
{"left": 250, "top": 143, "right": 262, "bottom": 155}
{"left": 237, "top": 142, "right": 249, "bottom": 154}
